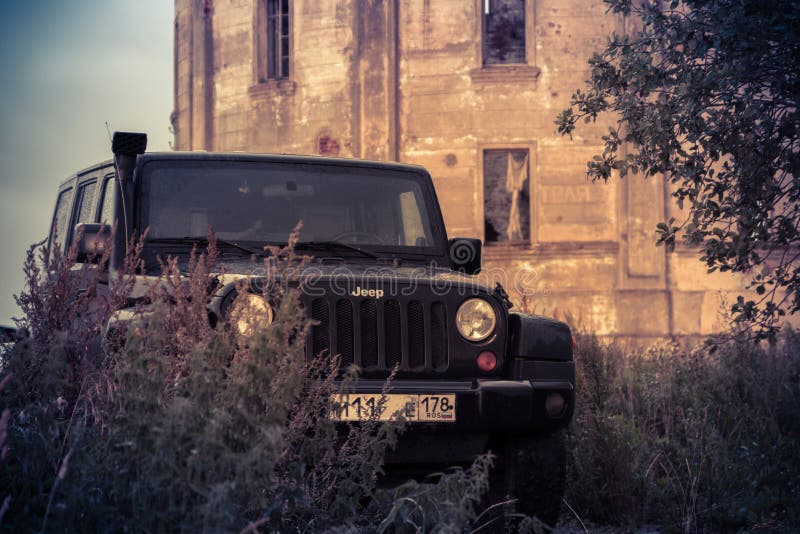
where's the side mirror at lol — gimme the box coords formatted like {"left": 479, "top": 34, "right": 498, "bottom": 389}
{"left": 448, "top": 237, "right": 482, "bottom": 275}
{"left": 75, "top": 223, "right": 113, "bottom": 264}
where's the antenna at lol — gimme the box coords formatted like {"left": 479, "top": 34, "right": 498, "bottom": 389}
{"left": 105, "top": 121, "right": 112, "bottom": 143}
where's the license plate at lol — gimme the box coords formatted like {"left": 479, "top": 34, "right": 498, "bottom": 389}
{"left": 330, "top": 393, "right": 456, "bottom": 422}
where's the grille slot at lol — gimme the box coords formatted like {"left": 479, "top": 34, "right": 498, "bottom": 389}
{"left": 431, "top": 302, "right": 448, "bottom": 369}
{"left": 407, "top": 301, "right": 425, "bottom": 369}
{"left": 360, "top": 299, "right": 378, "bottom": 368}
{"left": 384, "top": 300, "right": 402, "bottom": 369}
{"left": 336, "top": 299, "right": 354, "bottom": 366}
{"left": 311, "top": 298, "right": 329, "bottom": 357}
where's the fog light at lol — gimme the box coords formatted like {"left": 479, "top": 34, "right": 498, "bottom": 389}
{"left": 476, "top": 351, "right": 497, "bottom": 372}
{"left": 545, "top": 392, "right": 566, "bottom": 418}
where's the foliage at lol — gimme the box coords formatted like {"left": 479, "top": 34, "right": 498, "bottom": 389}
{"left": 0, "top": 238, "right": 490, "bottom": 532}
{"left": 567, "top": 333, "right": 800, "bottom": 531}
{"left": 373, "top": 455, "right": 493, "bottom": 533}
{"left": 4, "top": 235, "right": 800, "bottom": 531}
{"left": 556, "top": 0, "right": 800, "bottom": 339}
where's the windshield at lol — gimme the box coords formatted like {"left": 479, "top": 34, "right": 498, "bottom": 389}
{"left": 140, "top": 160, "right": 438, "bottom": 253}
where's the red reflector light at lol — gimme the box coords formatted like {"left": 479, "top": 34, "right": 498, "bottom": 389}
{"left": 476, "top": 351, "right": 497, "bottom": 372}
{"left": 546, "top": 392, "right": 566, "bottom": 418}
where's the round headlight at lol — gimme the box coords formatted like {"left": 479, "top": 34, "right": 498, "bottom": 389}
{"left": 455, "top": 298, "right": 497, "bottom": 342}
{"left": 228, "top": 293, "right": 273, "bottom": 337}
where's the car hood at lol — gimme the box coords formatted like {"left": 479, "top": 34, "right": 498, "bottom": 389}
{"left": 213, "top": 256, "right": 490, "bottom": 292}
{"left": 125, "top": 256, "right": 497, "bottom": 302}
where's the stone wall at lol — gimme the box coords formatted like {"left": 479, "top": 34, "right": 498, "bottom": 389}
{"left": 172, "top": 0, "right": 765, "bottom": 339}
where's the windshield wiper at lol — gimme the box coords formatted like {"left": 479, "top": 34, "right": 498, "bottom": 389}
{"left": 147, "top": 237, "right": 265, "bottom": 257}
{"left": 295, "top": 241, "right": 384, "bottom": 260}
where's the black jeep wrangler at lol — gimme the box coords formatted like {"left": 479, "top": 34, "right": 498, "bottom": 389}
{"left": 49, "top": 132, "right": 575, "bottom": 524}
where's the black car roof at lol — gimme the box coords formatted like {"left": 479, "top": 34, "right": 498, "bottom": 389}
{"left": 57, "top": 159, "right": 114, "bottom": 188}
{"left": 57, "top": 152, "right": 431, "bottom": 189}
{"left": 138, "top": 152, "right": 430, "bottom": 174}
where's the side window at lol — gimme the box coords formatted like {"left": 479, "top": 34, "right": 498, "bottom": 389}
{"left": 50, "top": 188, "right": 74, "bottom": 244}
{"left": 65, "top": 180, "right": 99, "bottom": 248}
{"left": 99, "top": 175, "right": 116, "bottom": 225}
{"left": 76, "top": 181, "right": 98, "bottom": 224}
{"left": 483, "top": 0, "right": 526, "bottom": 65}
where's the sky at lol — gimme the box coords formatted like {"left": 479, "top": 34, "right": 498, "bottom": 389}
{"left": 0, "top": 0, "right": 174, "bottom": 324}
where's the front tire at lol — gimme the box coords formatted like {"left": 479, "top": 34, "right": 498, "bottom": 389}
{"left": 485, "top": 430, "right": 566, "bottom": 528}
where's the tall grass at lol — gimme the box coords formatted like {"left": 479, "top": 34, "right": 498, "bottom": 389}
{"left": 0, "top": 237, "right": 490, "bottom": 532}
{"left": 3, "top": 236, "right": 798, "bottom": 531}
{"left": 568, "top": 333, "right": 800, "bottom": 531}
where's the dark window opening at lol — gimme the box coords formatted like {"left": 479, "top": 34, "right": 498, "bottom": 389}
{"left": 483, "top": 0, "right": 526, "bottom": 65}
{"left": 266, "top": 0, "right": 290, "bottom": 79}
{"left": 483, "top": 149, "right": 530, "bottom": 243}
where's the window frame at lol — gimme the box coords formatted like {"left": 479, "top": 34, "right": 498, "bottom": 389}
{"left": 481, "top": 0, "right": 528, "bottom": 66}
{"left": 255, "top": 0, "right": 292, "bottom": 83}
{"left": 478, "top": 142, "right": 538, "bottom": 247}
{"left": 474, "top": 0, "right": 538, "bottom": 75}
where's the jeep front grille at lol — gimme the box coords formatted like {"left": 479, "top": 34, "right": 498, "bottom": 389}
{"left": 308, "top": 297, "right": 449, "bottom": 373}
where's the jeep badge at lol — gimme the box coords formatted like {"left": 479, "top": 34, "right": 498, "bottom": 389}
{"left": 350, "top": 286, "right": 384, "bottom": 299}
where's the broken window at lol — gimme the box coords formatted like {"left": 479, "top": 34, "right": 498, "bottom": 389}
{"left": 483, "top": 149, "right": 530, "bottom": 243}
{"left": 266, "top": 0, "right": 290, "bottom": 79}
{"left": 482, "top": 0, "right": 526, "bottom": 65}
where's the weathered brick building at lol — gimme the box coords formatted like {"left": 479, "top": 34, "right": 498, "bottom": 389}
{"left": 172, "top": 0, "right": 750, "bottom": 339}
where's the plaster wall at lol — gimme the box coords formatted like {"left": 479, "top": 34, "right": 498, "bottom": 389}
{"left": 172, "top": 0, "right": 761, "bottom": 338}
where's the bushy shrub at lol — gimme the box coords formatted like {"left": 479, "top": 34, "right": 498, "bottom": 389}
{"left": 567, "top": 332, "right": 800, "bottom": 531}
{"left": 0, "top": 237, "right": 490, "bottom": 532}
{"left": 12, "top": 234, "right": 797, "bottom": 532}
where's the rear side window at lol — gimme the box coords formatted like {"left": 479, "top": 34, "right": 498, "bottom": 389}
{"left": 99, "top": 175, "right": 116, "bottom": 225}
{"left": 51, "top": 188, "right": 74, "bottom": 244}
{"left": 76, "top": 181, "right": 98, "bottom": 224}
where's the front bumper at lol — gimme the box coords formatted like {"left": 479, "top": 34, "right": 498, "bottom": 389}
{"left": 349, "top": 359, "right": 574, "bottom": 434}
